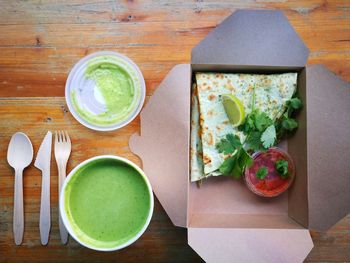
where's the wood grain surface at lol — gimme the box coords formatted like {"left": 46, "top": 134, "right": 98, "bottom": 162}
{"left": 0, "top": 1, "right": 349, "bottom": 262}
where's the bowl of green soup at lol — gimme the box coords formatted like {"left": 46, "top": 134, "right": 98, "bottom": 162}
{"left": 65, "top": 51, "right": 146, "bottom": 131}
{"left": 60, "top": 155, "right": 153, "bottom": 251}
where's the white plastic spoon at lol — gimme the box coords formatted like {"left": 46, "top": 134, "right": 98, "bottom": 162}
{"left": 7, "top": 132, "right": 33, "bottom": 245}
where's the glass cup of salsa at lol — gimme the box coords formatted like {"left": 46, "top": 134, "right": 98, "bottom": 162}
{"left": 244, "top": 147, "right": 295, "bottom": 197}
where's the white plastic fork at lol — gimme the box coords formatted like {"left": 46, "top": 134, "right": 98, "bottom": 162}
{"left": 54, "top": 131, "right": 71, "bottom": 244}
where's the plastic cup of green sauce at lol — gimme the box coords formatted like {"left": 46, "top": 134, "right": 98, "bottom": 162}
{"left": 60, "top": 155, "right": 153, "bottom": 251}
{"left": 65, "top": 51, "right": 146, "bottom": 131}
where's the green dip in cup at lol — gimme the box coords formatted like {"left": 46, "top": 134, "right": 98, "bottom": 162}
{"left": 65, "top": 51, "right": 146, "bottom": 131}
{"left": 60, "top": 155, "right": 153, "bottom": 251}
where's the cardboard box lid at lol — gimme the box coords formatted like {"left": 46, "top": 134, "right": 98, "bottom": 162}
{"left": 191, "top": 10, "right": 309, "bottom": 68}
{"left": 129, "top": 64, "right": 190, "bottom": 228}
{"left": 188, "top": 228, "right": 313, "bottom": 263}
{"left": 289, "top": 64, "right": 350, "bottom": 231}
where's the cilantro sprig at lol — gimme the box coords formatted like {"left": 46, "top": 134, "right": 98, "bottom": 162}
{"left": 216, "top": 134, "right": 253, "bottom": 178}
{"left": 256, "top": 166, "right": 268, "bottom": 179}
{"left": 239, "top": 94, "right": 302, "bottom": 151}
{"left": 216, "top": 94, "right": 302, "bottom": 179}
{"left": 275, "top": 159, "right": 289, "bottom": 179}
{"left": 275, "top": 96, "right": 302, "bottom": 139}
{"left": 238, "top": 110, "right": 276, "bottom": 151}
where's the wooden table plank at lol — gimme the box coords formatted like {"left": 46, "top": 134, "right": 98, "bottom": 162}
{"left": 0, "top": 0, "right": 349, "bottom": 262}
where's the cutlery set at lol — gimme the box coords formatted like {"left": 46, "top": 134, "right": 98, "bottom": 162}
{"left": 7, "top": 131, "right": 71, "bottom": 245}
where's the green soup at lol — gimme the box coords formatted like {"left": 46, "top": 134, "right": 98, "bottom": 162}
{"left": 64, "top": 158, "right": 152, "bottom": 249}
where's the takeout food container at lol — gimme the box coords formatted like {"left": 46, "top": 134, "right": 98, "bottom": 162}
{"left": 129, "top": 10, "right": 350, "bottom": 262}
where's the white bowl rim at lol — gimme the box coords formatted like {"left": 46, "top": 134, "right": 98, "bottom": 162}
{"left": 59, "top": 155, "right": 154, "bottom": 251}
{"left": 65, "top": 51, "right": 146, "bottom": 132}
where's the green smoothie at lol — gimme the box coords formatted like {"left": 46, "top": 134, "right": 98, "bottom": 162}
{"left": 71, "top": 57, "right": 141, "bottom": 126}
{"left": 64, "top": 158, "right": 151, "bottom": 249}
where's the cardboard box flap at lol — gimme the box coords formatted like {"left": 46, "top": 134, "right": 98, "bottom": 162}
{"left": 306, "top": 64, "right": 350, "bottom": 231}
{"left": 129, "top": 64, "right": 191, "bottom": 228}
{"left": 188, "top": 228, "right": 313, "bottom": 263}
{"left": 191, "top": 10, "right": 309, "bottom": 68}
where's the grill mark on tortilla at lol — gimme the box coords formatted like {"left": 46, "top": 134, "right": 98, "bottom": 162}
{"left": 208, "top": 94, "right": 216, "bottom": 101}
{"left": 203, "top": 154, "right": 211, "bottom": 164}
{"left": 207, "top": 109, "right": 214, "bottom": 118}
{"left": 206, "top": 132, "right": 214, "bottom": 146}
{"left": 226, "top": 83, "right": 234, "bottom": 91}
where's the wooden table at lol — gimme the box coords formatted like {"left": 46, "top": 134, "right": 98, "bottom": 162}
{"left": 0, "top": 1, "right": 349, "bottom": 262}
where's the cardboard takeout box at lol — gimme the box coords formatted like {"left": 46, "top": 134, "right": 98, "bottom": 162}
{"left": 129, "top": 10, "right": 350, "bottom": 262}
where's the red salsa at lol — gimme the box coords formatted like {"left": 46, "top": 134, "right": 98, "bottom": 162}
{"left": 244, "top": 147, "right": 295, "bottom": 197}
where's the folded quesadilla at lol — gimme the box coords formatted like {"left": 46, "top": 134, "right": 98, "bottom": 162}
{"left": 190, "top": 73, "right": 297, "bottom": 181}
{"left": 190, "top": 84, "right": 205, "bottom": 181}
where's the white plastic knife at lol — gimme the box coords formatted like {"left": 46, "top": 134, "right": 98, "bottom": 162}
{"left": 34, "top": 131, "right": 52, "bottom": 245}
